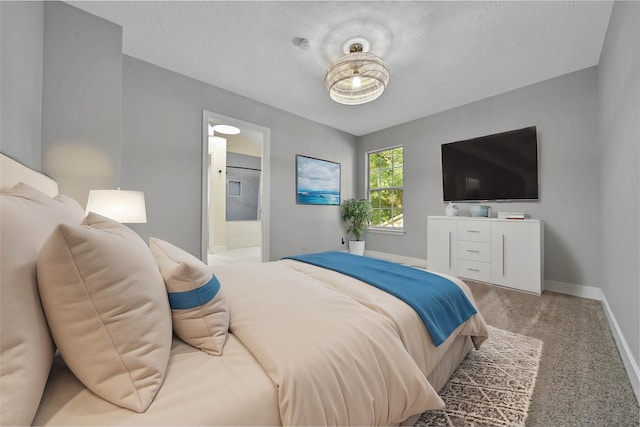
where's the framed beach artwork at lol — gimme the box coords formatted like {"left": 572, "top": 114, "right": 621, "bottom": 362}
{"left": 296, "top": 155, "right": 341, "bottom": 205}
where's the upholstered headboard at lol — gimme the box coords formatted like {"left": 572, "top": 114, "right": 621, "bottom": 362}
{"left": 1, "top": 152, "right": 86, "bottom": 425}
{"left": 0, "top": 152, "right": 58, "bottom": 196}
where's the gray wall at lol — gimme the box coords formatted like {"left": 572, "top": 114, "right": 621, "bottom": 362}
{"left": 597, "top": 1, "right": 640, "bottom": 371}
{"left": 121, "top": 56, "right": 357, "bottom": 259}
{"left": 358, "top": 68, "right": 601, "bottom": 288}
{"left": 0, "top": 1, "right": 44, "bottom": 169}
{"left": 41, "top": 1, "right": 123, "bottom": 207}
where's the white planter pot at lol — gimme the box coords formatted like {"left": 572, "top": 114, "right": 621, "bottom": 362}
{"left": 348, "top": 240, "right": 365, "bottom": 256}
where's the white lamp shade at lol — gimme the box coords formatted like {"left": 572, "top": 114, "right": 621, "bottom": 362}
{"left": 86, "top": 190, "right": 147, "bottom": 223}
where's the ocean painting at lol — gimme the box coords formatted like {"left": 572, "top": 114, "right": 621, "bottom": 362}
{"left": 296, "top": 155, "right": 341, "bottom": 205}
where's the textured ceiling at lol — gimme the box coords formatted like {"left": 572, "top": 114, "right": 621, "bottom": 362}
{"left": 66, "top": 1, "right": 613, "bottom": 136}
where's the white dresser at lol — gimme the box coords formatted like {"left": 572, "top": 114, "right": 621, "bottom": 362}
{"left": 427, "top": 216, "right": 544, "bottom": 294}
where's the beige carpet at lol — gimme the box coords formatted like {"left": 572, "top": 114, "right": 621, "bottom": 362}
{"left": 463, "top": 281, "right": 639, "bottom": 426}
{"left": 415, "top": 326, "right": 542, "bottom": 426}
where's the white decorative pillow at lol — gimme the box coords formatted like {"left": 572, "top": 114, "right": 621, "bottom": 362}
{"left": 37, "top": 212, "right": 172, "bottom": 412}
{"left": 149, "top": 238, "right": 229, "bottom": 355}
{"left": 0, "top": 183, "right": 85, "bottom": 426}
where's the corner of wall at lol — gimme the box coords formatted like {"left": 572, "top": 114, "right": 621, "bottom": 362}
{"left": 0, "top": 1, "right": 44, "bottom": 169}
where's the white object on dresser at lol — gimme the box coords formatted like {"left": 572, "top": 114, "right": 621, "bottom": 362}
{"left": 497, "top": 212, "right": 525, "bottom": 219}
{"left": 445, "top": 202, "right": 459, "bottom": 217}
{"left": 427, "top": 216, "right": 544, "bottom": 294}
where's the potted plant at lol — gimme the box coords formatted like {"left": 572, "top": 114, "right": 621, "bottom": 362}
{"left": 340, "top": 198, "right": 373, "bottom": 256}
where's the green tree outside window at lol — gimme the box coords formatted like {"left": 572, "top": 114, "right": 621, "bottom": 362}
{"left": 367, "top": 146, "right": 403, "bottom": 228}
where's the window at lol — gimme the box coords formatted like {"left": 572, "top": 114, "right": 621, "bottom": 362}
{"left": 367, "top": 146, "right": 403, "bottom": 229}
{"left": 228, "top": 180, "right": 241, "bottom": 197}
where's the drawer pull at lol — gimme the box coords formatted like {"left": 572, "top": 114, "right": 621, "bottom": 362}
{"left": 448, "top": 231, "right": 452, "bottom": 269}
{"left": 467, "top": 268, "right": 480, "bottom": 272}
{"left": 467, "top": 230, "right": 480, "bottom": 233}
{"left": 502, "top": 234, "right": 505, "bottom": 276}
{"left": 466, "top": 249, "right": 480, "bottom": 253}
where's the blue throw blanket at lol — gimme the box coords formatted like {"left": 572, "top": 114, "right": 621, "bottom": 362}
{"left": 284, "top": 251, "right": 477, "bottom": 346}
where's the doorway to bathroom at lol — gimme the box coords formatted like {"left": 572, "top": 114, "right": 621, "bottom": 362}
{"left": 201, "top": 110, "right": 270, "bottom": 264}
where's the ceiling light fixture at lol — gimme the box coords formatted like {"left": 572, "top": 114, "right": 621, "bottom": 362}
{"left": 211, "top": 124, "right": 241, "bottom": 135}
{"left": 324, "top": 43, "right": 389, "bottom": 105}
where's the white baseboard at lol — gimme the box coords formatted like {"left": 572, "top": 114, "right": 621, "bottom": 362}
{"left": 600, "top": 293, "right": 640, "bottom": 404}
{"left": 544, "top": 279, "right": 603, "bottom": 300}
{"left": 365, "top": 250, "right": 427, "bottom": 268}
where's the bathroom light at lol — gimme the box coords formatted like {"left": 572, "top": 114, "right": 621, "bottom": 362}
{"left": 325, "top": 43, "right": 389, "bottom": 105}
{"left": 86, "top": 189, "right": 147, "bottom": 223}
{"left": 211, "top": 124, "right": 241, "bottom": 135}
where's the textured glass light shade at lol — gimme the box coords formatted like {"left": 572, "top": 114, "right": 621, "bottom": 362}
{"left": 325, "top": 50, "right": 389, "bottom": 105}
{"left": 86, "top": 189, "right": 147, "bottom": 223}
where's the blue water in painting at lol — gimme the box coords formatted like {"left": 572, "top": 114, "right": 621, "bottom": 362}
{"left": 297, "top": 191, "right": 340, "bottom": 205}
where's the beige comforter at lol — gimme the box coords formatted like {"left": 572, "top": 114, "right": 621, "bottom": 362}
{"left": 215, "top": 260, "right": 488, "bottom": 426}
{"left": 33, "top": 259, "right": 488, "bottom": 426}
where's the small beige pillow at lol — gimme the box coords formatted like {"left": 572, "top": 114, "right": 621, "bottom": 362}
{"left": 149, "top": 238, "right": 229, "bottom": 355}
{"left": 0, "top": 182, "right": 85, "bottom": 426}
{"left": 37, "top": 213, "right": 172, "bottom": 412}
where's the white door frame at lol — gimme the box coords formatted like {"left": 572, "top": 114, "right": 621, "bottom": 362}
{"left": 201, "top": 110, "right": 271, "bottom": 262}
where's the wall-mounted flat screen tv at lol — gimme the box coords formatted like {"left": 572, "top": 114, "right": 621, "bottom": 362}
{"left": 441, "top": 126, "right": 538, "bottom": 201}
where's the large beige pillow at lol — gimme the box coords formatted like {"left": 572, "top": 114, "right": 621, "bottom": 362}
{"left": 149, "top": 238, "right": 229, "bottom": 355}
{"left": 37, "top": 213, "right": 172, "bottom": 412}
{"left": 0, "top": 183, "right": 84, "bottom": 426}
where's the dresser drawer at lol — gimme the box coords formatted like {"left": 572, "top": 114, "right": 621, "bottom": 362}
{"left": 457, "top": 259, "right": 491, "bottom": 282}
{"left": 458, "top": 240, "right": 491, "bottom": 263}
{"left": 458, "top": 220, "right": 490, "bottom": 243}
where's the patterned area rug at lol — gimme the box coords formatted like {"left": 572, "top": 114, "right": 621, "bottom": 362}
{"left": 415, "top": 326, "right": 543, "bottom": 426}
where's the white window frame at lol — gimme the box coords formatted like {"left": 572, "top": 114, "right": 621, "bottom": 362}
{"left": 366, "top": 145, "right": 405, "bottom": 235}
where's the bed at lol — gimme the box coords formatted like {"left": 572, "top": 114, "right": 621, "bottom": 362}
{"left": 0, "top": 152, "right": 488, "bottom": 426}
